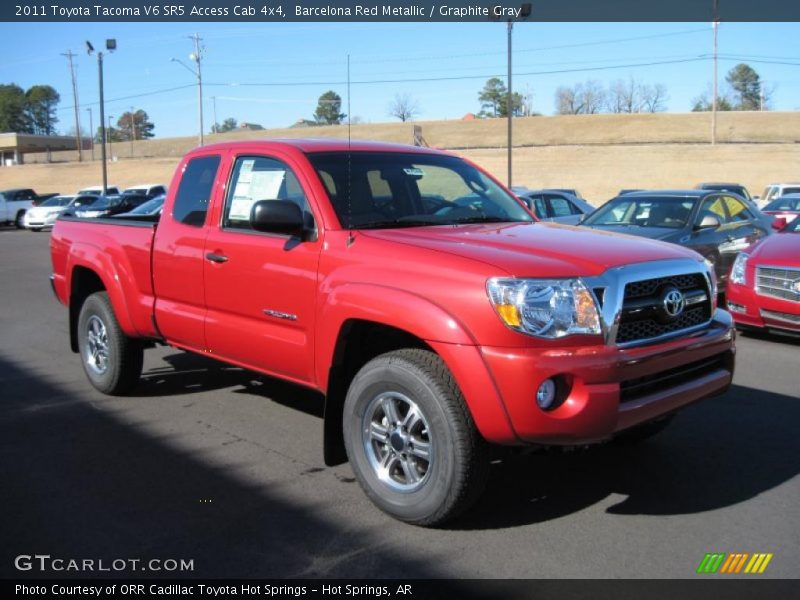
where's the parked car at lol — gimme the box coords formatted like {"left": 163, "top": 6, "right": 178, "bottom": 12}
{"left": 121, "top": 183, "right": 167, "bottom": 199}
{"left": 580, "top": 190, "right": 771, "bottom": 291}
{"left": 761, "top": 193, "right": 800, "bottom": 225}
{"left": 22, "top": 195, "right": 74, "bottom": 231}
{"left": 514, "top": 189, "right": 594, "bottom": 225}
{"left": 696, "top": 182, "right": 754, "bottom": 203}
{"left": 113, "top": 194, "right": 165, "bottom": 218}
{"left": 726, "top": 215, "right": 800, "bottom": 336}
{"left": 757, "top": 183, "right": 800, "bottom": 209}
{"left": 1, "top": 188, "right": 59, "bottom": 228}
{"left": 66, "top": 195, "right": 113, "bottom": 218}
{"left": 77, "top": 186, "right": 120, "bottom": 196}
{"left": 51, "top": 139, "right": 734, "bottom": 526}
{"left": 73, "top": 194, "right": 150, "bottom": 218}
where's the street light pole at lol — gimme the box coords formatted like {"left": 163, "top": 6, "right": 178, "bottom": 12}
{"left": 107, "top": 115, "right": 113, "bottom": 163}
{"left": 87, "top": 39, "right": 115, "bottom": 194}
{"left": 711, "top": 0, "right": 719, "bottom": 145}
{"left": 172, "top": 34, "right": 205, "bottom": 147}
{"left": 507, "top": 20, "right": 513, "bottom": 188}
{"left": 86, "top": 107, "right": 94, "bottom": 161}
{"left": 129, "top": 105, "right": 135, "bottom": 158}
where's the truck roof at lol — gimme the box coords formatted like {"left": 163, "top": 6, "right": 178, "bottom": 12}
{"left": 194, "top": 138, "right": 446, "bottom": 155}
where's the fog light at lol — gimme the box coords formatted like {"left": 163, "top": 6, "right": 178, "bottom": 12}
{"left": 536, "top": 379, "right": 557, "bottom": 410}
{"left": 727, "top": 302, "right": 746, "bottom": 314}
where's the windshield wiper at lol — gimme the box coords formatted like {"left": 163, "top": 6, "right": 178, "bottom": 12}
{"left": 354, "top": 218, "right": 441, "bottom": 230}
{"left": 450, "top": 216, "right": 519, "bottom": 224}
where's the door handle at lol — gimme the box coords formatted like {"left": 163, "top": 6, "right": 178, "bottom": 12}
{"left": 206, "top": 252, "right": 228, "bottom": 263}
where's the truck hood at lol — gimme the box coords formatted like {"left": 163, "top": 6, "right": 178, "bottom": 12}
{"left": 361, "top": 222, "right": 701, "bottom": 278}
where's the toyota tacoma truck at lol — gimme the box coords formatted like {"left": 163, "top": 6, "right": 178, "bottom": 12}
{"left": 50, "top": 140, "right": 735, "bottom": 526}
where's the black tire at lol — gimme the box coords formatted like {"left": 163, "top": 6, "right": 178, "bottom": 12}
{"left": 15, "top": 211, "right": 26, "bottom": 229}
{"left": 613, "top": 415, "right": 675, "bottom": 445}
{"left": 343, "top": 348, "right": 489, "bottom": 526}
{"left": 77, "top": 291, "right": 143, "bottom": 395}
{"left": 30, "top": 227, "right": 42, "bottom": 232}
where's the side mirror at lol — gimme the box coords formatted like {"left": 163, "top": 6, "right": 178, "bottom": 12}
{"left": 695, "top": 214, "right": 721, "bottom": 230}
{"left": 250, "top": 200, "right": 305, "bottom": 237}
{"left": 771, "top": 216, "right": 787, "bottom": 231}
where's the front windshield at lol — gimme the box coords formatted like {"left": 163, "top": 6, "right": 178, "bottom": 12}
{"left": 41, "top": 196, "right": 72, "bottom": 207}
{"left": 583, "top": 196, "right": 695, "bottom": 229}
{"left": 130, "top": 196, "right": 165, "bottom": 214}
{"left": 307, "top": 151, "right": 532, "bottom": 229}
{"left": 69, "top": 196, "right": 100, "bottom": 209}
{"left": 765, "top": 196, "right": 800, "bottom": 211}
{"left": 124, "top": 188, "right": 147, "bottom": 195}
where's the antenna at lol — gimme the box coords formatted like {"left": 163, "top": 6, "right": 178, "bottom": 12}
{"left": 346, "top": 53, "right": 354, "bottom": 245}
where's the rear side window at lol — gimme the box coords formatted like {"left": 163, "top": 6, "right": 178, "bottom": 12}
{"left": 173, "top": 155, "right": 221, "bottom": 227}
{"left": 548, "top": 195, "right": 576, "bottom": 217}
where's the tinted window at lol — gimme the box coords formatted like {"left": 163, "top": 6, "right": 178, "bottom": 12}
{"left": 765, "top": 197, "right": 800, "bottom": 211}
{"left": 173, "top": 155, "right": 220, "bottom": 227}
{"left": 584, "top": 197, "right": 694, "bottom": 229}
{"left": 781, "top": 187, "right": 800, "bottom": 196}
{"left": 723, "top": 196, "right": 752, "bottom": 222}
{"left": 548, "top": 195, "right": 576, "bottom": 217}
{"left": 530, "top": 196, "right": 547, "bottom": 219}
{"left": 307, "top": 152, "right": 532, "bottom": 229}
{"left": 697, "top": 196, "right": 728, "bottom": 225}
{"left": 223, "top": 156, "right": 310, "bottom": 232}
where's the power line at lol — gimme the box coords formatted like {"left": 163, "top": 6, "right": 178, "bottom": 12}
{"left": 56, "top": 84, "right": 196, "bottom": 112}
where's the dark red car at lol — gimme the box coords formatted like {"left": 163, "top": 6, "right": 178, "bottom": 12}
{"left": 762, "top": 193, "right": 800, "bottom": 227}
{"left": 727, "top": 215, "right": 800, "bottom": 335}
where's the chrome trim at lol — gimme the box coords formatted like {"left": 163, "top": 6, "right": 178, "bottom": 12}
{"left": 755, "top": 264, "right": 800, "bottom": 303}
{"left": 582, "top": 258, "right": 715, "bottom": 348}
{"left": 760, "top": 308, "right": 800, "bottom": 325}
{"left": 262, "top": 309, "right": 297, "bottom": 321}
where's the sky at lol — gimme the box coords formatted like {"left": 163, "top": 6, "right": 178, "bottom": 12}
{"left": 1, "top": 21, "right": 798, "bottom": 138}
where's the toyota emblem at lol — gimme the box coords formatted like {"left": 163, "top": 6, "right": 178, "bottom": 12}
{"left": 662, "top": 288, "right": 685, "bottom": 318}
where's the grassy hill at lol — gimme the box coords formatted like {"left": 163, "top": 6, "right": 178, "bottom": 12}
{"left": 2, "top": 111, "right": 799, "bottom": 204}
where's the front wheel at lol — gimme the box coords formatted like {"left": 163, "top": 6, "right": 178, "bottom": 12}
{"left": 15, "top": 211, "right": 26, "bottom": 229}
{"left": 343, "top": 349, "right": 489, "bottom": 526}
{"left": 77, "top": 291, "right": 143, "bottom": 395}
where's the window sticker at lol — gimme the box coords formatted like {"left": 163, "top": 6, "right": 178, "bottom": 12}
{"left": 228, "top": 168, "right": 286, "bottom": 221}
{"left": 403, "top": 167, "right": 425, "bottom": 177}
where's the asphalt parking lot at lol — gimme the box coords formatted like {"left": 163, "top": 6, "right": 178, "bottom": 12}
{"left": 0, "top": 227, "right": 798, "bottom": 579}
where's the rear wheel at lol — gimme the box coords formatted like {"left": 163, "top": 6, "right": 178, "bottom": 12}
{"left": 343, "top": 349, "right": 489, "bottom": 526}
{"left": 77, "top": 291, "right": 143, "bottom": 395}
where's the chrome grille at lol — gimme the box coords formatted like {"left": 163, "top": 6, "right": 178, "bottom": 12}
{"left": 756, "top": 266, "right": 800, "bottom": 302}
{"left": 616, "top": 273, "right": 712, "bottom": 345}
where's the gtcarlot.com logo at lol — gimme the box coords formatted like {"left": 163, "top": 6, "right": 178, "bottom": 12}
{"left": 696, "top": 552, "right": 773, "bottom": 574}
{"left": 14, "top": 554, "right": 194, "bottom": 573}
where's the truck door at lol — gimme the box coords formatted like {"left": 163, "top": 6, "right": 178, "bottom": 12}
{"left": 152, "top": 154, "right": 223, "bottom": 350}
{"left": 203, "top": 153, "right": 321, "bottom": 384}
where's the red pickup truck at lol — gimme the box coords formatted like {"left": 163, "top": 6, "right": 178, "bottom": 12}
{"left": 51, "top": 139, "right": 735, "bottom": 525}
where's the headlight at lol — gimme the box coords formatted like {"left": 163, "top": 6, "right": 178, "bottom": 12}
{"left": 486, "top": 278, "right": 602, "bottom": 338}
{"left": 730, "top": 253, "right": 748, "bottom": 286}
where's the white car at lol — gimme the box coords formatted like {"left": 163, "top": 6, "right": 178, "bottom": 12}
{"left": 757, "top": 183, "right": 800, "bottom": 209}
{"left": 0, "top": 188, "right": 37, "bottom": 228}
{"left": 77, "top": 185, "right": 120, "bottom": 196}
{"left": 23, "top": 195, "right": 74, "bottom": 231}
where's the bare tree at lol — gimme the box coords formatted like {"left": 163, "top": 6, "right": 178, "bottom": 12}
{"left": 555, "top": 85, "right": 582, "bottom": 114}
{"left": 580, "top": 80, "right": 606, "bottom": 114}
{"left": 606, "top": 77, "right": 643, "bottom": 113}
{"left": 640, "top": 83, "right": 669, "bottom": 113}
{"left": 388, "top": 93, "right": 421, "bottom": 122}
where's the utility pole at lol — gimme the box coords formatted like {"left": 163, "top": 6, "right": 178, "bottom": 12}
{"left": 86, "top": 107, "right": 94, "bottom": 160}
{"left": 61, "top": 50, "right": 83, "bottom": 162}
{"left": 129, "top": 105, "right": 135, "bottom": 158}
{"left": 711, "top": 0, "right": 719, "bottom": 145}
{"left": 507, "top": 21, "right": 513, "bottom": 188}
{"left": 211, "top": 96, "right": 218, "bottom": 134}
{"left": 191, "top": 33, "right": 204, "bottom": 146}
{"left": 107, "top": 115, "right": 113, "bottom": 162}
{"left": 87, "top": 39, "right": 116, "bottom": 194}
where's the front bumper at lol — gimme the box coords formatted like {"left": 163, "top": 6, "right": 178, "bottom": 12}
{"left": 727, "top": 280, "right": 800, "bottom": 334}
{"left": 478, "top": 309, "right": 735, "bottom": 444}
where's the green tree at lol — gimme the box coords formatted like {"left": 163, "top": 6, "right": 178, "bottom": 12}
{"left": 314, "top": 91, "right": 346, "bottom": 125}
{"left": 478, "top": 78, "right": 524, "bottom": 117}
{"left": 116, "top": 109, "right": 155, "bottom": 141}
{"left": 478, "top": 78, "right": 506, "bottom": 117}
{"left": 212, "top": 117, "right": 238, "bottom": 133}
{"left": 726, "top": 63, "right": 762, "bottom": 110}
{"left": 25, "top": 85, "right": 60, "bottom": 135}
{"left": 0, "top": 83, "right": 32, "bottom": 133}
